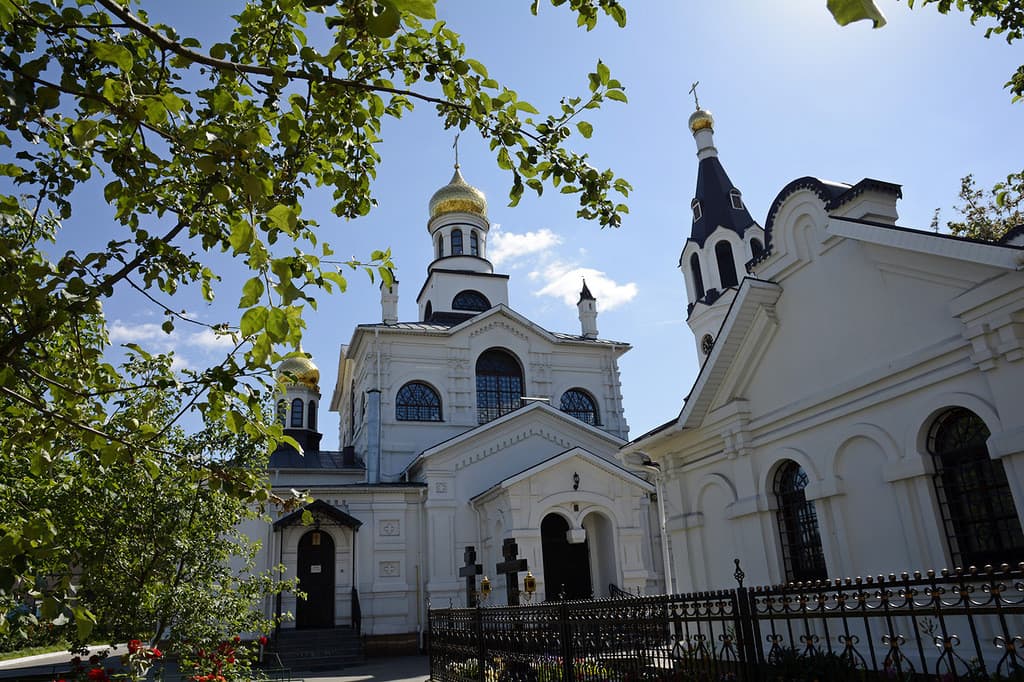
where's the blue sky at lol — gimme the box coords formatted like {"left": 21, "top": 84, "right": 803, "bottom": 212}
{"left": 101, "top": 0, "right": 1022, "bottom": 447}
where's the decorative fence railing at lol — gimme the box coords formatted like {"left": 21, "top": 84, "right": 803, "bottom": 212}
{"left": 428, "top": 561, "right": 1024, "bottom": 681}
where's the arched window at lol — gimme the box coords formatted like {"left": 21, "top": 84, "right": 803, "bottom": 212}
{"left": 729, "top": 189, "right": 744, "bottom": 210}
{"left": 435, "top": 234, "right": 443, "bottom": 259}
{"left": 307, "top": 400, "right": 317, "bottom": 431}
{"left": 774, "top": 461, "right": 827, "bottom": 583}
{"left": 715, "top": 241, "right": 739, "bottom": 288}
{"left": 451, "top": 228, "right": 464, "bottom": 255}
{"left": 396, "top": 381, "right": 442, "bottom": 421}
{"left": 424, "top": 301, "right": 433, "bottom": 321}
{"left": 750, "top": 238, "right": 764, "bottom": 260}
{"left": 452, "top": 290, "right": 490, "bottom": 312}
{"left": 690, "top": 253, "right": 705, "bottom": 300}
{"left": 560, "top": 389, "right": 600, "bottom": 426}
{"left": 929, "top": 408, "right": 1024, "bottom": 567}
{"left": 290, "top": 398, "right": 304, "bottom": 428}
{"left": 476, "top": 348, "right": 523, "bottom": 424}
{"left": 470, "top": 230, "right": 480, "bottom": 256}
{"left": 276, "top": 400, "right": 287, "bottom": 426}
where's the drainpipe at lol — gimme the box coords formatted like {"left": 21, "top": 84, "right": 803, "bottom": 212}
{"left": 642, "top": 459, "right": 673, "bottom": 595}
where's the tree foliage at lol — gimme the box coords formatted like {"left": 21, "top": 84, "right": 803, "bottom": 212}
{"left": 0, "top": 0, "right": 629, "bottom": 645}
{"left": 942, "top": 171, "right": 1024, "bottom": 241}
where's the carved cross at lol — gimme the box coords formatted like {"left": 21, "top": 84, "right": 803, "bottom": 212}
{"left": 495, "top": 538, "right": 528, "bottom": 606}
{"left": 458, "top": 545, "right": 483, "bottom": 607}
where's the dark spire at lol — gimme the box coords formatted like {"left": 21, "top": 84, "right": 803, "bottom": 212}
{"left": 578, "top": 278, "right": 595, "bottom": 303}
{"left": 687, "top": 107, "right": 755, "bottom": 247}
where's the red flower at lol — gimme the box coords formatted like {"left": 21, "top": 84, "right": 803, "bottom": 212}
{"left": 87, "top": 668, "right": 109, "bottom": 681}
{"left": 227, "top": 655, "right": 235, "bottom": 664}
{"left": 150, "top": 647, "right": 163, "bottom": 659}
{"left": 233, "top": 635, "right": 241, "bottom": 644}
{"left": 128, "top": 639, "right": 142, "bottom": 654}
{"left": 258, "top": 635, "right": 268, "bottom": 646}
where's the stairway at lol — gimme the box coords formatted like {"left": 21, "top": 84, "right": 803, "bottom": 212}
{"left": 268, "top": 626, "right": 364, "bottom": 672}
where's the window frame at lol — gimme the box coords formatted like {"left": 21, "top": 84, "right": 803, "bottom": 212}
{"left": 395, "top": 381, "right": 443, "bottom": 422}
{"left": 774, "top": 460, "right": 827, "bottom": 583}
{"left": 451, "top": 228, "right": 464, "bottom": 255}
{"left": 475, "top": 348, "right": 524, "bottom": 424}
{"left": 559, "top": 388, "right": 601, "bottom": 426}
{"left": 290, "top": 398, "right": 304, "bottom": 428}
{"left": 715, "top": 240, "right": 739, "bottom": 289}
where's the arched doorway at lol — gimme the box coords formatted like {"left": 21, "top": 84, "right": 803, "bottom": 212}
{"left": 296, "top": 529, "right": 335, "bottom": 629}
{"left": 541, "top": 513, "right": 592, "bottom": 600}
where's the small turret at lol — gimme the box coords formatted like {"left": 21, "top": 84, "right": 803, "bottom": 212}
{"left": 381, "top": 280, "right": 399, "bottom": 325}
{"left": 577, "top": 279, "right": 598, "bottom": 339}
{"left": 273, "top": 348, "right": 323, "bottom": 454}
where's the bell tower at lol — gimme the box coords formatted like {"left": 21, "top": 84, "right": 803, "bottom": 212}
{"left": 679, "top": 93, "right": 766, "bottom": 361}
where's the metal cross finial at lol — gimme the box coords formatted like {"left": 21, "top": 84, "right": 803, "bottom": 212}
{"left": 452, "top": 133, "right": 460, "bottom": 168}
{"left": 689, "top": 81, "right": 700, "bottom": 110}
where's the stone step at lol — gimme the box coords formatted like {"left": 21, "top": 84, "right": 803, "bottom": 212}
{"left": 269, "top": 627, "right": 364, "bottom": 672}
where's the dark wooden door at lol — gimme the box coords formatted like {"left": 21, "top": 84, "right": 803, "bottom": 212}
{"left": 541, "top": 514, "right": 592, "bottom": 600}
{"left": 296, "top": 529, "right": 335, "bottom": 629}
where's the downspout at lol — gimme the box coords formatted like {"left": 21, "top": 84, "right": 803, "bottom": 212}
{"left": 416, "top": 486, "right": 426, "bottom": 651}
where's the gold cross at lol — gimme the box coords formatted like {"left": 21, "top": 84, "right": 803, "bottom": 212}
{"left": 689, "top": 81, "right": 700, "bottom": 109}
{"left": 452, "top": 133, "right": 460, "bottom": 168}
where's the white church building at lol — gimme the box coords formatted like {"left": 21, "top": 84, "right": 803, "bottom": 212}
{"left": 247, "top": 162, "right": 664, "bottom": 651}
{"left": 247, "top": 102, "right": 1024, "bottom": 653}
{"left": 622, "top": 106, "right": 1024, "bottom": 594}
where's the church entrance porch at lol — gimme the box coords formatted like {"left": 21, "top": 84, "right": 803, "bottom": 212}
{"left": 296, "top": 528, "right": 335, "bottom": 629}
{"left": 540, "top": 513, "right": 592, "bottom": 600}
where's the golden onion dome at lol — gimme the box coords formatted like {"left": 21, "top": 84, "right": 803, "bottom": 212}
{"left": 277, "top": 354, "right": 320, "bottom": 390}
{"left": 428, "top": 165, "right": 487, "bottom": 220}
{"left": 688, "top": 108, "right": 714, "bottom": 134}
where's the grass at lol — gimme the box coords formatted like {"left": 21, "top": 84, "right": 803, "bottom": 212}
{"left": 0, "top": 641, "right": 74, "bottom": 662}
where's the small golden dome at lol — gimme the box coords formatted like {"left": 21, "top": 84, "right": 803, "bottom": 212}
{"left": 277, "top": 354, "right": 320, "bottom": 390}
{"left": 429, "top": 166, "right": 487, "bottom": 220}
{"left": 688, "top": 108, "right": 714, "bottom": 133}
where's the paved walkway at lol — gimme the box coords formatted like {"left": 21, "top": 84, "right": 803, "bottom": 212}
{"left": 299, "top": 655, "right": 429, "bottom": 682}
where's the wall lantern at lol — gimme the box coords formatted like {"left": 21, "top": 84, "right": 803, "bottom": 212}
{"left": 523, "top": 571, "right": 537, "bottom": 602}
{"left": 480, "top": 576, "right": 491, "bottom": 600}
{"left": 572, "top": 472, "right": 580, "bottom": 491}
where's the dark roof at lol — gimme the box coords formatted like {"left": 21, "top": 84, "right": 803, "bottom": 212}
{"left": 578, "top": 279, "right": 595, "bottom": 302}
{"left": 689, "top": 155, "right": 755, "bottom": 247}
{"left": 426, "top": 310, "right": 477, "bottom": 325}
{"left": 268, "top": 448, "right": 361, "bottom": 470}
{"left": 757, "top": 176, "right": 902, "bottom": 264}
{"left": 1001, "top": 224, "right": 1024, "bottom": 244}
{"left": 273, "top": 499, "right": 362, "bottom": 530}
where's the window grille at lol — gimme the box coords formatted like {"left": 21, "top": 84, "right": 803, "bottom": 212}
{"left": 929, "top": 408, "right": 1024, "bottom": 568}
{"left": 775, "top": 461, "right": 827, "bottom": 583}
{"left": 452, "top": 290, "right": 490, "bottom": 312}
{"left": 560, "top": 389, "right": 601, "bottom": 426}
{"left": 476, "top": 349, "right": 523, "bottom": 424}
{"left": 396, "top": 382, "right": 442, "bottom": 421}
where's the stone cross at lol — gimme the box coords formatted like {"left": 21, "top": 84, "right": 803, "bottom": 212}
{"left": 458, "top": 545, "right": 483, "bottom": 607}
{"left": 495, "top": 538, "right": 528, "bottom": 606}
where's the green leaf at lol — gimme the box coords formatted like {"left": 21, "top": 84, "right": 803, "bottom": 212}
{"left": 826, "top": 0, "right": 887, "bottom": 27}
{"left": 240, "top": 306, "right": 268, "bottom": 337}
{"left": 393, "top": 0, "right": 436, "bottom": 18}
{"left": 240, "top": 277, "right": 265, "bottom": 307}
{"left": 576, "top": 121, "right": 593, "bottom": 139}
{"left": 229, "top": 220, "right": 254, "bottom": 254}
{"left": 596, "top": 60, "right": 610, "bottom": 85}
{"left": 266, "top": 204, "right": 298, "bottom": 234}
{"left": 367, "top": 3, "right": 401, "bottom": 37}
{"left": 605, "top": 89, "right": 628, "bottom": 103}
{"left": 266, "top": 308, "right": 289, "bottom": 341}
{"left": 90, "top": 42, "right": 134, "bottom": 71}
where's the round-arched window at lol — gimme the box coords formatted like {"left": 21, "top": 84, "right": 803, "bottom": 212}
{"left": 307, "top": 400, "right": 317, "bottom": 431}
{"left": 470, "top": 230, "right": 480, "bottom": 256}
{"left": 560, "top": 389, "right": 600, "bottom": 426}
{"left": 452, "top": 290, "right": 490, "bottom": 312}
{"left": 690, "top": 253, "right": 705, "bottom": 300}
{"left": 929, "top": 408, "right": 1024, "bottom": 567}
{"left": 290, "top": 398, "right": 304, "bottom": 428}
{"left": 451, "top": 228, "right": 464, "bottom": 255}
{"left": 774, "top": 461, "right": 826, "bottom": 583}
{"left": 715, "top": 241, "right": 738, "bottom": 289}
{"left": 396, "top": 382, "right": 443, "bottom": 422}
{"left": 476, "top": 348, "right": 523, "bottom": 424}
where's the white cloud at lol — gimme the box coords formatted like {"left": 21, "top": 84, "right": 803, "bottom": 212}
{"left": 533, "top": 263, "right": 638, "bottom": 312}
{"left": 488, "top": 225, "right": 562, "bottom": 266}
{"left": 108, "top": 319, "right": 236, "bottom": 364}
{"left": 108, "top": 320, "right": 167, "bottom": 344}
{"left": 188, "top": 328, "right": 238, "bottom": 352}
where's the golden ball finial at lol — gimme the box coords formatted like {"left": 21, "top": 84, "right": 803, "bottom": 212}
{"left": 688, "top": 108, "right": 714, "bottom": 134}
{"left": 429, "top": 166, "right": 487, "bottom": 220}
{"left": 277, "top": 353, "right": 320, "bottom": 390}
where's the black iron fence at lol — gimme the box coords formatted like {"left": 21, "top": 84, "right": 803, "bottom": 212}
{"left": 428, "top": 561, "right": 1024, "bottom": 681}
